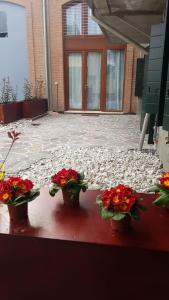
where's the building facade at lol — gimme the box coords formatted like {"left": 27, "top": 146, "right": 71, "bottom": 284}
{"left": 0, "top": 0, "right": 141, "bottom": 113}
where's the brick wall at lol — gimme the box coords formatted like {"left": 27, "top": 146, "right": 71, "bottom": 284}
{"left": 47, "top": 0, "right": 142, "bottom": 113}
{"left": 4, "top": 0, "right": 142, "bottom": 113}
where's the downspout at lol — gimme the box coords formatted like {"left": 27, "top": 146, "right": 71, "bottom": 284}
{"left": 42, "top": 0, "right": 53, "bottom": 111}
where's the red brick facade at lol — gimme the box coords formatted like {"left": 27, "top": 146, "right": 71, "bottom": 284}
{"left": 4, "top": 0, "right": 143, "bottom": 113}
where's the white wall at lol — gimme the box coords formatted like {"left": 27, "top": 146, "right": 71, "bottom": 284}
{"left": 0, "top": 1, "right": 28, "bottom": 100}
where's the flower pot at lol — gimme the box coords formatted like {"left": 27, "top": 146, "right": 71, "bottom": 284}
{"left": 110, "top": 215, "right": 131, "bottom": 233}
{"left": 22, "top": 98, "right": 48, "bottom": 119}
{"left": 0, "top": 101, "right": 23, "bottom": 123}
{"left": 8, "top": 203, "right": 28, "bottom": 222}
{"left": 62, "top": 189, "right": 80, "bottom": 207}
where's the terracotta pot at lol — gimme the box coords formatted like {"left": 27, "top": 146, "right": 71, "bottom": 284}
{"left": 110, "top": 215, "right": 131, "bottom": 233}
{"left": 62, "top": 189, "right": 80, "bottom": 207}
{"left": 8, "top": 203, "right": 28, "bottom": 222}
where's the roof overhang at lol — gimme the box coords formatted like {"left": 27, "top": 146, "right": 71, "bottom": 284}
{"left": 87, "top": 0, "right": 166, "bottom": 53}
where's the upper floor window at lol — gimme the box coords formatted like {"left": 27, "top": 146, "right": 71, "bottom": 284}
{"left": 66, "top": 3, "right": 82, "bottom": 35}
{"left": 88, "top": 8, "right": 102, "bottom": 35}
{"left": 0, "top": 11, "right": 8, "bottom": 38}
{"left": 63, "top": 1, "right": 102, "bottom": 36}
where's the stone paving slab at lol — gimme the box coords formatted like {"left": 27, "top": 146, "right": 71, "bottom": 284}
{"left": 0, "top": 113, "right": 153, "bottom": 174}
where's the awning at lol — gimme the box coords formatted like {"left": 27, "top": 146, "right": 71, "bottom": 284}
{"left": 87, "top": 0, "right": 166, "bottom": 53}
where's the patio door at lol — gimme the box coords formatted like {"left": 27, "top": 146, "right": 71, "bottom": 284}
{"left": 86, "top": 51, "right": 101, "bottom": 110}
{"left": 67, "top": 51, "right": 101, "bottom": 110}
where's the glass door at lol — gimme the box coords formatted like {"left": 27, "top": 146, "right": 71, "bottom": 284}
{"left": 86, "top": 52, "right": 101, "bottom": 110}
{"left": 68, "top": 52, "right": 82, "bottom": 109}
{"left": 106, "top": 50, "right": 124, "bottom": 110}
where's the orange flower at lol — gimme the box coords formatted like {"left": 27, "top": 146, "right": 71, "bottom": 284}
{"left": 163, "top": 172, "right": 169, "bottom": 178}
{"left": 160, "top": 177, "right": 169, "bottom": 189}
{"left": 0, "top": 192, "right": 12, "bottom": 203}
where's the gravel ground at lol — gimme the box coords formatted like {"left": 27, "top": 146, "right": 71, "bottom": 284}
{"left": 0, "top": 114, "right": 161, "bottom": 192}
{"left": 17, "top": 146, "right": 161, "bottom": 193}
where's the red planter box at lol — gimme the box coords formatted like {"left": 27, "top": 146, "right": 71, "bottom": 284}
{"left": 22, "top": 98, "right": 48, "bottom": 119}
{"left": 0, "top": 101, "right": 23, "bottom": 123}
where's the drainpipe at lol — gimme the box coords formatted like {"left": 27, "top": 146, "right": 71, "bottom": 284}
{"left": 42, "top": 0, "right": 53, "bottom": 111}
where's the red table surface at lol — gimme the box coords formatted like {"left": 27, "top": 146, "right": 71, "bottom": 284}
{"left": 0, "top": 188, "right": 168, "bottom": 253}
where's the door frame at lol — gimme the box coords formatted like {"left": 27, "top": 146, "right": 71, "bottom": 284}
{"left": 64, "top": 36, "right": 127, "bottom": 112}
{"left": 65, "top": 50, "right": 104, "bottom": 111}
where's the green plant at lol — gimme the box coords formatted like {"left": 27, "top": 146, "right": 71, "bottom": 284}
{"left": 149, "top": 172, "right": 169, "bottom": 206}
{"left": 96, "top": 184, "right": 145, "bottom": 221}
{"left": 23, "top": 79, "right": 33, "bottom": 100}
{"left": 49, "top": 168, "right": 88, "bottom": 198}
{"left": 0, "top": 77, "right": 17, "bottom": 103}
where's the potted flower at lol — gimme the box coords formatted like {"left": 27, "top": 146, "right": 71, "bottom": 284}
{"left": 22, "top": 79, "right": 48, "bottom": 119}
{"left": 0, "top": 176, "right": 40, "bottom": 222}
{"left": 96, "top": 184, "right": 145, "bottom": 232}
{"left": 49, "top": 168, "right": 88, "bottom": 207}
{"left": 0, "top": 130, "right": 40, "bottom": 222}
{"left": 149, "top": 172, "right": 169, "bottom": 206}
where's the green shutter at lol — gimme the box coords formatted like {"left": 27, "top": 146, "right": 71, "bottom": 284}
{"left": 142, "top": 23, "right": 165, "bottom": 114}
{"left": 135, "top": 58, "right": 145, "bottom": 97}
{"left": 163, "top": 72, "right": 169, "bottom": 130}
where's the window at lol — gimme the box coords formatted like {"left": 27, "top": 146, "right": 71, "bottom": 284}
{"left": 66, "top": 3, "right": 82, "bottom": 35}
{"left": 88, "top": 9, "right": 102, "bottom": 35}
{"left": 63, "top": 1, "right": 102, "bottom": 36}
{"left": 0, "top": 11, "right": 8, "bottom": 38}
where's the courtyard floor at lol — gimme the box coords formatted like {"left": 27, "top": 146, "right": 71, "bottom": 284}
{"left": 0, "top": 113, "right": 161, "bottom": 192}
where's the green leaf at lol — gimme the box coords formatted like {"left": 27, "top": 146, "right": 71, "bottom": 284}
{"left": 79, "top": 172, "right": 85, "bottom": 181}
{"left": 153, "top": 194, "right": 169, "bottom": 206}
{"left": 101, "top": 207, "right": 114, "bottom": 219}
{"left": 148, "top": 186, "right": 160, "bottom": 193}
{"left": 14, "top": 189, "right": 40, "bottom": 206}
{"left": 155, "top": 184, "right": 169, "bottom": 194}
{"left": 130, "top": 206, "right": 140, "bottom": 220}
{"left": 112, "top": 212, "right": 126, "bottom": 221}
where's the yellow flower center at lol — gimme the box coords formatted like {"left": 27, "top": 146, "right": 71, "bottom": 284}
{"left": 60, "top": 178, "right": 66, "bottom": 185}
{"left": 113, "top": 196, "right": 120, "bottom": 203}
{"left": 3, "top": 193, "right": 9, "bottom": 200}
{"left": 164, "top": 180, "right": 169, "bottom": 187}
{"left": 123, "top": 197, "right": 130, "bottom": 203}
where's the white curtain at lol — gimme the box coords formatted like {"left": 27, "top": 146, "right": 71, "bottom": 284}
{"left": 66, "top": 3, "right": 81, "bottom": 35}
{"left": 68, "top": 53, "right": 82, "bottom": 109}
{"left": 106, "top": 50, "right": 124, "bottom": 110}
{"left": 88, "top": 9, "right": 102, "bottom": 35}
{"left": 87, "top": 52, "right": 101, "bottom": 110}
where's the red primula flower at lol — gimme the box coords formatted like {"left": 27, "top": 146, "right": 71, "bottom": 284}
{"left": 52, "top": 168, "right": 79, "bottom": 187}
{"left": 101, "top": 185, "right": 137, "bottom": 213}
{"left": 0, "top": 192, "right": 12, "bottom": 203}
{"left": 8, "top": 177, "right": 22, "bottom": 188}
{"left": 160, "top": 177, "right": 169, "bottom": 189}
{"left": 18, "top": 179, "right": 34, "bottom": 193}
{"left": 0, "top": 180, "right": 12, "bottom": 193}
